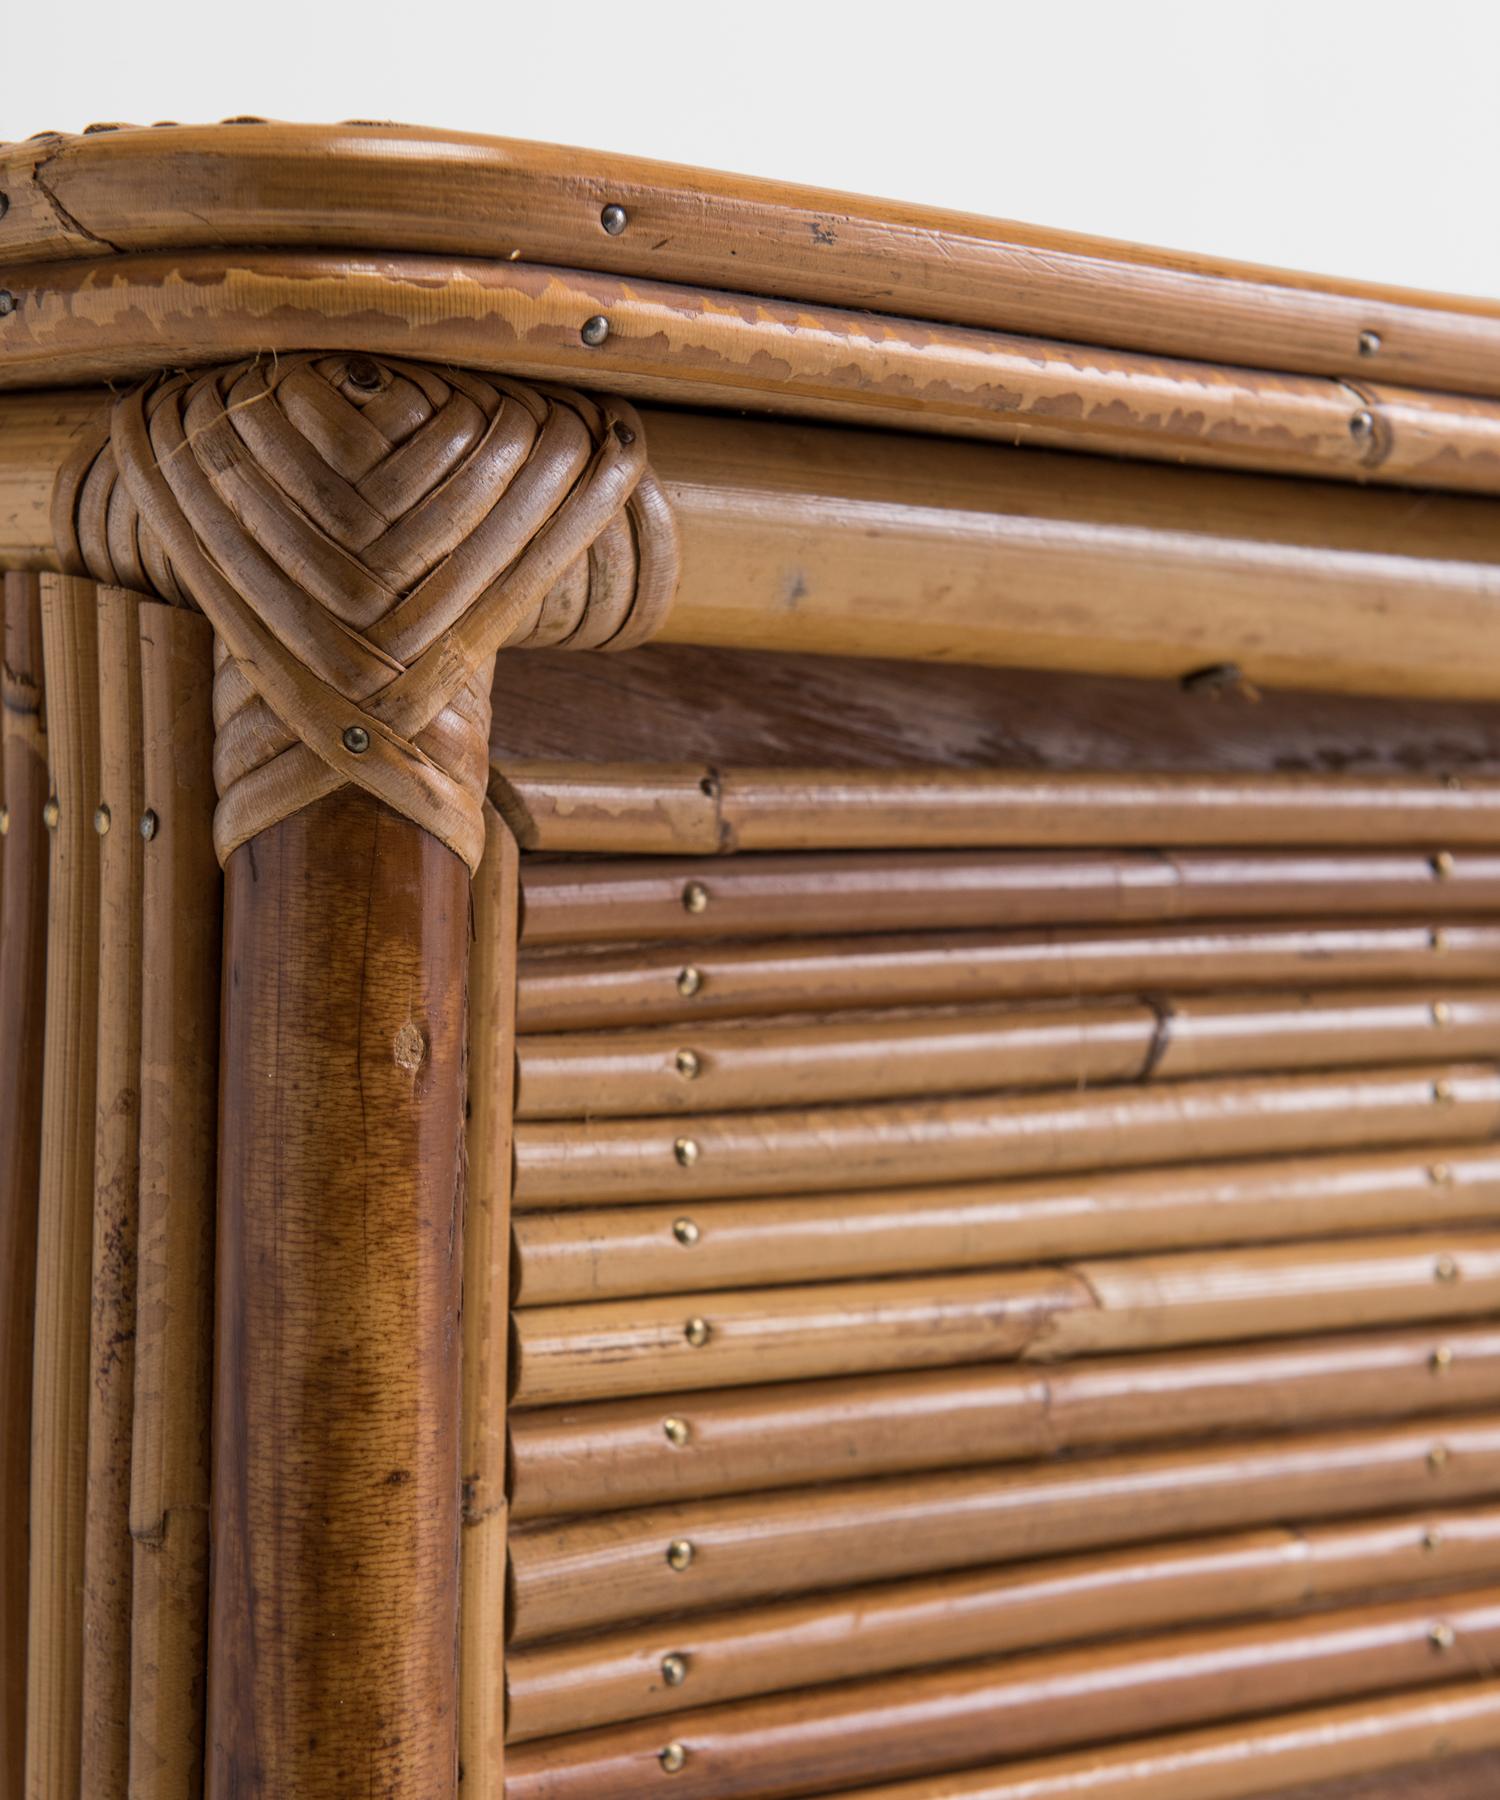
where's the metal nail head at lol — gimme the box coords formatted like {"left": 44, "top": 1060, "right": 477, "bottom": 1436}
{"left": 93, "top": 804, "right": 111, "bottom": 836}
{"left": 659, "top": 1742, "right": 687, "bottom": 1773}
{"left": 43, "top": 797, "right": 59, "bottom": 830}
{"left": 661, "top": 1652, "right": 688, "bottom": 1687}
{"left": 666, "top": 1538, "right": 694, "bottom": 1571}
{"left": 684, "top": 1317, "right": 711, "bottom": 1348}
{"left": 682, "top": 880, "right": 710, "bottom": 915}
{"left": 675, "top": 1049, "right": 702, "bottom": 1080}
{"left": 581, "top": 314, "right": 611, "bottom": 347}
{"left": 672, "top": 1217, "right": 700, "bottom": 1246}
{"left": 674, "top": 1137, "right": 700, "bottom": 1168}
{"left": 139, "top": 809, "right": 158, "bottom": 841}
{"left": 676, "top": 966, "right": 703, "bottom": 998}
{"left": 1358, "top": 329, "right": 1381, "bottom": 356}
{"left": 663, "top": 1416, "right": 691, "bottom": 1447}
{"left": 342, "top": 724, "right": 371, "bottom": 754}
{"left": 601, "top": 204, "right": 628, "bottom": 235}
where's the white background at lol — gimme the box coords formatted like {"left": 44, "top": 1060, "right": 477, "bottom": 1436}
{"left": 5, "top": 0, "right": 1498, "bottom": 299}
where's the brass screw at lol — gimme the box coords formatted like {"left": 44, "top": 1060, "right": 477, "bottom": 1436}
{"left": 666, "top": 1538, "right": 694, "bottom": 1571}
{"left": 672, "top": 1217, "right": 700, "bottom": 1247}
{"left": 682, "top": 880, "right": 710, "bottom": 915}
{"left": 1429, "top": 1443, "right": 1450, "bottom": 1472}
{"left": 1435, "top": 1254, "right": 1460, "bottom": 1283}
{"left": 1358, "top": 329, "right": 1382, "bottom": 356}
{"left": 1432, "top": 1001, "right": 1452, "bottom": 1026}
{"left": 342, "top": 724, "right": 371, "bottom": 754}
{"left": 1349, "top": 408, "right": 1376, "bottom": 440}
{"left": 1431, "top": 1345, "right": 1454, "bottom": 1372}
{"left": 43, "top": 796, "right": 59, "bottom": 830}
{"left": 0, "top": 805, "right": 9, "bottom": 836}
{"left": 580, "top": 314, "right": 611, "bottom": 347}
{"left": 1430, "top": 1622, "right": 1456, "bottom": 1651}
{"left": 674, "top": 1137, "right": 700, "bottom": 1168}
{"left": 93, "top": 803, "right": 111, "bottom": 836}
{"left": 661, "top": 1652, "right": 688, "bottom": 1687}
{"left": 601, "top": 203, "right": 628, "bottom": 235}
{"left": 139, "top": 809, "right": 158, "bottom": 842}
{"left": 1431, "top": 850, "right": 1455, "bottom": 878}
{"left": 663, "top": 1416, "right": 691, "bottom": 1448}
{"left": 1424, "top": 1528, "right": 1445, "bottom": 1552}
{"left": 659, "top": 1742, "right": 687, "bottom": 1774}
{"left": 1429, "top": 1162, "right": 1453, "bottom": 1186}
{"left": 684, "top": 1317, "right": 711, "bottom": 1348}
{"left": 676, "top": 966, "right": 703, "bottom": 998}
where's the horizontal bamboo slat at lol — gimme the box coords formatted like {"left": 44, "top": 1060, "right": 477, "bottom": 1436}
{"left": 512, "top": 1063, "right": 1500, "bottom": 1208}
{"left": 515, "top": 921, "right": 1500, "bottom": 1034}
{"left": 518, "top": 849, "right": 1500, "bottom": 947}
{"left": 501, "top": 1587, "right": 1500, "bottom": 1800}
{"left": 508, "top": 1416, "right": 1500, "bottom": 1642}
{"left": 507, "top": 1504, "right": 1500, "bottom": 1740}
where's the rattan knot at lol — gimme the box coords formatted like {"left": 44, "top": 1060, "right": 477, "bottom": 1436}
{"left": 54, "top": 354, "right": 678, "bottom": 870}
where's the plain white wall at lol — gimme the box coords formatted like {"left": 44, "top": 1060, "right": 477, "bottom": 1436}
{"left": 5, "top": 0, "right": 1498, "bottom": 299}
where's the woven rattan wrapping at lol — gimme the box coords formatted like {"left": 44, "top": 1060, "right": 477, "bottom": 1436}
{"left": 53, "top": 354, "right": 679, "bottom": 870}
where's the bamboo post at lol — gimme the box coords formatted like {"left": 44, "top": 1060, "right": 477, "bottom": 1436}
{"left": 0, "top": 573, "right": 47, "bottom": 1795}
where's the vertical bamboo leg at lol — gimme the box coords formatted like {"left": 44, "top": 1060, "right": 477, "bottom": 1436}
{"left": 81, "top": 586, "right": 145, "bottom": 1795}
{"left": 0, "top": 574, "right": 47, "bottom": 1797}
{"left": 129, "top": 607, "right": 218, "bottom": 1799}
{"left": 207, "top": 791, "right": 467, "bottom": 1798}
{"left": 461, "top": 804, "right": 519, "bottom": 1794}
{"left": 27, "top": 574, "right": 101, "bottom": 1800}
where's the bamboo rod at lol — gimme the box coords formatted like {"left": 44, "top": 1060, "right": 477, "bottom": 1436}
{"left": 512, "top": 1063, "right": 1500, "bottom": 1209}
{"left": 79, "top": 587, "right": 144, "bottom": 1797}
{"left": 0, "top": 573, "right": 46, "bottom": 1794}
{"left": 517, "top": 849, "right": 1500, "bottom": 949}
{"left": 507, "top": 1415, "right": 1500, "bottom": 1643}
{"left": 128, "top": 606, "right": 218, "bottom": 1800}
{"left": 510, "top": 1233, "right": 1500, "bottom": 1408}
{"left": 501, "top": 1587, "right": 1500, "bottom": 1800}
{"left": 509, "top": 1322, "right": 1500, "bottom": 1520}
{"left": 506, "top": 1504, "right": 1500, "bottom": 1741}
{"left": 26, "top": 574, "right": 101, "bottom": 1800}
{"left": 15, "top": 399, "right": 1500, "bottom": 703}
{"left": 493, "top": 765, "right": 1500, "bottom": 857}
{"left": 515, "top": 921, "right": 1500, "bottom": 1034}
{"left": 512, "top": 1145, "right": 1500, "bottom": 1308}
{"left": 459, "top": 804, "right": 518, "bottom": 1800}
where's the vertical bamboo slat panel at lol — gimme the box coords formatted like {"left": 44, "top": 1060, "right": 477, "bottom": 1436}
{"left": 26, "top": 574, "right": 101, "bottom": 1800}
{"left": 81, "top": 586, "right": 145, "bottom": 1797}
{"left": 129, "top": 607, "right": 218, "bottom": 1800}
{"left": 0, "top": 573, "right": 47, "bottom": 1798}
{"left": 460, "top": 804, "right": 519, "bottom": 1797}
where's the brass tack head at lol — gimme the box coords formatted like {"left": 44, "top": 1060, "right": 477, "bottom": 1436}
{"left": 601, "top": 203, "right": 628, "bottom": 235}
{"left": 674, "top": 1136, "right": 700, "bottom": 1168}
{"left": 580, "top": 314, "right": 611, "bottom": 347}
{"left": 0, "top": 805, "right": 9, "bottom": 836}
{"left": 93, "top": 803, "right": 111, "bottom": 836}
{"left": 661, "top": 1652, "right": 688, "bottom": 1686}
{"left": 1432, "top": 1079, "right": 1455, "bottom": 1105}
{"left": 1431, "top": 1000, "right": 1452, "bottom": 1026}
{"left": 676, "top": 965, "right": 703, "bottom": 998}
{"left": 342, "top": 724, "right": 371, "bottom": 754}
{"left": 1429, "top": 1162, "right": 1453, "bottom": 1185}
{"left": 1431, "top": 850, "right": 1455, "bottom": 878}
{"left": 1429, "top": 1443, "right": 1450, "bottom": 1471}
{"left": 1424, "top": 1527, "right": 1445, "bottom": 1551}
{"left": 1358, "top": 328, "right": 1381, "bottom": 356}
{"left": 1435, "top": 1253, "right": 1460, "bottom": 1283}
{"left": 675, "top": 1048, "right": 702, "bottom": 1080}
{"left": 666, "top": 1538, "right": 694, "bottom": 1571}
{"left": 1349, "top": 408, "right": 1376, "bottom": 440}
{"left": 43, "top": 797, "right": 59, "bottom": 830}
{"left": 682, "top": 880, "right": 710, "bottom": 915}
{"left": 684, "top": 1316, "right": 711, "bottom": 1348}
{"left": 1431, "top": 1344, "right": 1454, "bottom": 1371}
{"left": 672, "top": 1216, "right": 700, "bottom": 1246}
{"left": 663, "top": 1415, "right": 691, "bottom": 1447}
{"left": 139, "top": 808, "right": 158, "bottom": 842}
{"left": 659, "top": 1741, "right": 687, "bottom": 1773}
{"left": 1429, "top": 1622, "right": 1456, "bottom": 1651}
{"left": 0, "top": 291, "right": 15, "bottom": 318}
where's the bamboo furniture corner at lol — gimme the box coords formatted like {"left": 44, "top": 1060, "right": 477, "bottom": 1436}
{"left": 6, "top": 120, "right": 1500, "bottom": 1800}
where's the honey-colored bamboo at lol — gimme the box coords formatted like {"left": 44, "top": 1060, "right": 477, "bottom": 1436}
{"left": 509, "top": 1323, "right": 1500, "bottom": 1519}
{"left": 128, "top": 606, "right": 218, "bottom": 1800}
{"left": 510, "top": 1234, "right": 1500, "bottom": 1407}
{"left": 512, "top": 1063, "right": 1500, "bottom": 1209}
{"left": 501, "top": 1587, "right": 1500, "bottom": 1800}
{"left": 508, "top": 1415, "right": 1500, "bottom": 1643}
{"left": 506, "top": 1504, "right": 1500, "bottom": 1740}
{"left": 459, "top": 804, "right": 518, "bottom": 1800}
{"left": 494, "top": 765, "right": 1500, "bottom": 856}
{"left": 0, "top": 573, "right": 47, "bottom": 1794}
{"left": 26, "top": 574, "right": 101, "bottom": 1800}
{"left": 518, "top": 849, "right": 1500, "bottom": 948}
{"left": 512, "top": 1145, "right": 1500, "bottom": 1307}
{"left": 515, "top": 921, "right": 1500, "bottom": 1034}
{"left": 79, "top": 586, "right": 144, "bottom": 1797}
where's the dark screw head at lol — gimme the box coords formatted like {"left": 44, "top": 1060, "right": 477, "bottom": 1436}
{"left": 0, "top": 291, "right": 16, "bottom": 318}
{"left": 342, "top": 724, "right": 371, "bottom": 754}
{"left": 580, "top": 314, "right": 611, "bottom": 348}
{"left": 601, "top": 203, "right": 628, "bottom": 235}
{"left": 344, "top": 356, "right": 384, "bottom": 391}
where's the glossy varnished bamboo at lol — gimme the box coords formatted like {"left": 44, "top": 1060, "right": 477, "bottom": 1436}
{"left": 129, "top": 607, "right": 217, "bottom": 1800}
{"left": 27, "top": 574, "right": 100, "bottom": 1800}
{"left": 207, "top": 790, "right": 466, "bottom": 1800}
{"left": 80, "top": 587, "right": 144, "bottom": 1798}
{"left": 459, "top": 805, "right": 518, "bottom": 1800}
{"left": 0, "top": 573, "right": 46, "bottom": 1796}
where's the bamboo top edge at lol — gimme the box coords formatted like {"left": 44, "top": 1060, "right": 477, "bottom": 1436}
{"left": 2, "top": 119, "right": 1498, "bottom": 397}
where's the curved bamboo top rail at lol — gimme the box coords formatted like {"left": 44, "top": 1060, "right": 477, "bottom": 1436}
{"left": 3, "top": 122, "right": 1500, "bottom": 398}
